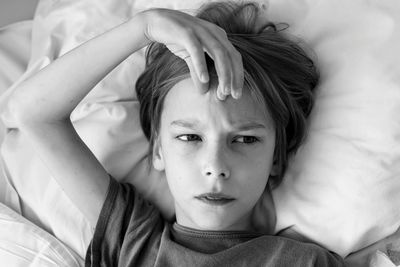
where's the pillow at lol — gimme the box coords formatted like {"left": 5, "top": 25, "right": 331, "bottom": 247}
{"left": 268, "top": 0, "right": 400, "bottom": 257}
{"left": 1, "top": 0, "right": 400, "bottom": 260}
{"left": 0, "top": 21, "right": 33, "bottom": 203}
{"left": 0, "top": 21, "right": 32, "bottom": 98}
{"left": 1, "top": 0, "right": 173, "bottom": 257}
{"left": 0, "top": 202, "right": 83, "bottom": 267}
{"left": 0, "top": 0, "right": 147, "bottom": 257}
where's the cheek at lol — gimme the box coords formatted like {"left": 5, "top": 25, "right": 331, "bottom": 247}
{"left": 232, "top": 146, "right": 274, "bottom": 192}
{"left": 163, "top": 139, "right": 199, "bottom": 166}
{"left": 161, "top": 141, "right": 200, "bottom": 193}
{"left": 235, "top": 155, "right": 271, "bottom": 204}
{"left": 236, "top": 145, "right": 274, "bottom": 173}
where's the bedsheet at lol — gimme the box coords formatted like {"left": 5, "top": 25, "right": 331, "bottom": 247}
{"left": 0, "top": 202, "right": 83, "bottom": 266}
{"left": 1, "top": 0, "right": 400, "bottom": 266}
{"left": 0, "top": 21, "right": 86, "bottom": 266}
{"left": 0, "top": 20, "right": 33, "bottom": 204}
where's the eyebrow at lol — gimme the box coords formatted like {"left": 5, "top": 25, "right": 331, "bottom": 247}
{"left": 170, "top": 120, "right": 200, "bottom": 129}
{"left": 170, "top": 120, "right": 268, "bottom": 131}
{"left": 233, "top": 122, "right": 267, "bottom": 131}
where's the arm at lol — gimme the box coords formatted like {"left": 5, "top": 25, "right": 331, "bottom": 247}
{"left": 4, "top": 9, "right": 243, "bottom": 228}
{"left": 6, "top": 14, "right": 151, "bottom": 227}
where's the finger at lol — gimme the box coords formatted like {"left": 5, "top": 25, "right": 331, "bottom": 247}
{"left": 167, "top": 44, "right": 208, "bottom": 92}
{"left": 192, "top": 21, "right": 231, "bottom": 96}
{"left": 198, "top": 27, "right": 236, "bottom": 99}
{"left": 184, "top": 56, "right": 209, "bottom": 94}
{"left": 232, "top": 50, "right": 244, "bottom": 99}
{"left": 183, "top": 32, "right": 209, "bottom": 85}
{"left": 205, "top": 26, "right": 243, "bottom": 99}
{"left": 216, "top": 86, "right": 227, "bottom": 101}
{"left": 208, "top": 28, "right": 235, "bottom": 97}
{"left": 202, "top": 42, "right": 231, "bottom": 99}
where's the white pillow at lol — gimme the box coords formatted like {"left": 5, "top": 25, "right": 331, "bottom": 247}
{"left": 0, "top": 202, "right": 83, "bottom": 267}
{"left": 2, "top": 0, "right": 400, "bottom": 259}
{"left": 268, "top": 0, "right": 400, "bottom": 257}
{"left": 0, "top": 0, "right": 147, "bottom": 257}
{"left": 1, "top": 0, "right": 172, "bottom": 257}
{"left": 0, "top": 21, "right": 33, "bottom": 203}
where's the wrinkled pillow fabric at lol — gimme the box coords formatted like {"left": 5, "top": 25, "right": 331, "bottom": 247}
{"left": 0, "top": 0, "right": 147, "bottom": 257}
{"left": 268, "top": 0, "right": 400, "bottom": 257}
{"left": 0, "top": 21, "right": 33, "bottom": 202}
{"left": 0, "top": 202, "right": 83, "bottom": 267}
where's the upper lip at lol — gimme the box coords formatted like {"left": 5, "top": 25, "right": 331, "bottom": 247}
{"left": 195, "top": 193, "right": 235, "bottom": 200}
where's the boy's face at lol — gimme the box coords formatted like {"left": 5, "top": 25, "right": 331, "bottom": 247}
{"left": 153, "top": 78, "right": 276, "bottom": 231}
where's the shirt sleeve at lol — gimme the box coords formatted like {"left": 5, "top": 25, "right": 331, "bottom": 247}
{"left": 85, "top": 174, "right": 163, "bottom": 266}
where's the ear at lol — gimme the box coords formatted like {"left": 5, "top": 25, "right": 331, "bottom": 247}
{"left": 152, "top": 137, "right": 165, "bottom": 171}
{"left": 270, "top": 161, "right": 279, "bottom": 177}
{"left": 267, "top": 159, "right": 281, "bottom": 189}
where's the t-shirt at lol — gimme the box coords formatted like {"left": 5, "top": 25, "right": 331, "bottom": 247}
{"left": 85, "top": 176, "right": 344, "bottom": 266}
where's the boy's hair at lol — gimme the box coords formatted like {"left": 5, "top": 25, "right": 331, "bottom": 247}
{"left": 136, "top": 1, "right": 318, "bottom": 188}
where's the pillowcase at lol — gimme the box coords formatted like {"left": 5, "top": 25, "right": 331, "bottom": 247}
{"left": 0, "top": 0, "right": 145, "bottom": 257}
{"left": 1, "top": 0, "right": 172, "bottom": 257}
{"left": 1, "top": 0, "right": 400, "bottom": 259}
{"left": 0, "top": 202, "right": 83, "bottom": 267}
{"left": 268, "top": 0, "right": 400, "bottom": 257}
{"left": 0, "top": 21, "right": 33, "bottom": 203}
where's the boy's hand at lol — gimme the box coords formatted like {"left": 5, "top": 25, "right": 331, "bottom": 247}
{"left": 140, "top": 8, "right": 243, "bottom": 100}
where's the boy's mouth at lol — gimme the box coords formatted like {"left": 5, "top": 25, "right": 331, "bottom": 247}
{"left": 195, "top": 193, "right": 235, "bottom": 206}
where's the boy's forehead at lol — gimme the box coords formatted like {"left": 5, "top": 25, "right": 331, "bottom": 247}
{"left": 162, "top": 78, "right": 274, "bottom": 129}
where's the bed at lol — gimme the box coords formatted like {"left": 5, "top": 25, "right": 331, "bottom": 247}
{"left": 1, "top": 0, "right": 400, "bottom": 266}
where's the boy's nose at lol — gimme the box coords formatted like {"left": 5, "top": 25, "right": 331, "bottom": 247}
{"left": 203, "top": 165, "right": 230, "bottom": 179}
{"left": 201, "top": 145, "right": 230, "bottom": 179}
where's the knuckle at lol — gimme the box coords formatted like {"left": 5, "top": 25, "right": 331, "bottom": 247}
{"left": 217, "top": 47, "right": 230, "bottom": 60}
{"left": 182, "top": 26, "right": 196, "bottom": 37}
{"left": 210, "top": 41, "right": 224, "bottom": 52}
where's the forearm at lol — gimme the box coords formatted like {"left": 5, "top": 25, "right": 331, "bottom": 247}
{"left": 8, "top": 13, "right": 150, "bottom": 123}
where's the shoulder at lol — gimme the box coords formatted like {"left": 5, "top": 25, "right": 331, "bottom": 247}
{"left": 99, "top": 175, "right": 163, "bottom": 232}
{"left": 268, "top": 235, "right": 344, "bottom": 266}
{"left": 86, "top": 175, "right": 165, "bottom": 266}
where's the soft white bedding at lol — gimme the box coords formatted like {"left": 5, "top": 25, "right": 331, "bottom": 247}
{"left": 0, "top": 202, "right": 83, "bottom": 266}
{"left": 1, "top": 0, "right": 400, "bottom": 266}
{"left": 0, "top": 21, "right": 83, "bottom": 265}
{"left": 0, "top": 20, "right": 33, "bottom": 204}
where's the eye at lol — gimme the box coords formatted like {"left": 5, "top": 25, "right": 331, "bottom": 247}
{"left": 233, "top": 136, "right": 259, "bottom": 144}
{"left": 176, "top": 134, "right": 202, "bottom": 142}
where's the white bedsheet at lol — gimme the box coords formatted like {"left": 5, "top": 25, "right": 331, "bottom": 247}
{"left": 0, "top": 202, "right": 83, "bottom": 266}
{"left": 0, "top": 19, "right": 85, "bottom": 267}
{"left": 1, "top": 0, "right": 400, "bottom": 266}
{"left": 0, "top": 21, "right": 33, "bottom": 204}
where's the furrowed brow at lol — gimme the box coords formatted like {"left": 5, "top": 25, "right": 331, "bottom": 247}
{"left": 170, "top": 120, "right": 268, "bottom": 131}
{"left": 170, "top": 119, "right": 200, "bottom": 129}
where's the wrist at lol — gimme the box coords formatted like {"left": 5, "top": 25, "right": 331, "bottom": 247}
{"left": 136, "top": 8, "right": 166, "bottom": 43}
{"left": 132, "top": 10, "right": 156, "bottom": 44}
{"left": 123, "top": 12, "right": 153, "bottom": 50}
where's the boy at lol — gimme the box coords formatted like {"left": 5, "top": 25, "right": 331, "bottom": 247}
{"left": 5, "top": 1, "right": 344, "bottom": 266}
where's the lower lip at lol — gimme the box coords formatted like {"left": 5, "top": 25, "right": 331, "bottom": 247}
{"left": 195, "top": 197, "right": 235, "bottom": 206}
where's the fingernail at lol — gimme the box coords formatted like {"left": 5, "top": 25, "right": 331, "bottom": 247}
{"left": 224, "top": 86, "right": 230, "bottom": 95}
{"left": 200, "top": 72, "right": 209, "bottom": 83}
{"left": 217, "top": 89, "right": 226, "bottom": 101}
{"left": 233, "top": 89, "right": 242, "bottom": 99}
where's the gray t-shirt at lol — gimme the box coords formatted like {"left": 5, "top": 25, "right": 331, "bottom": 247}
{"left": 85, "top": 176, "right": 344, "bottom": 266}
